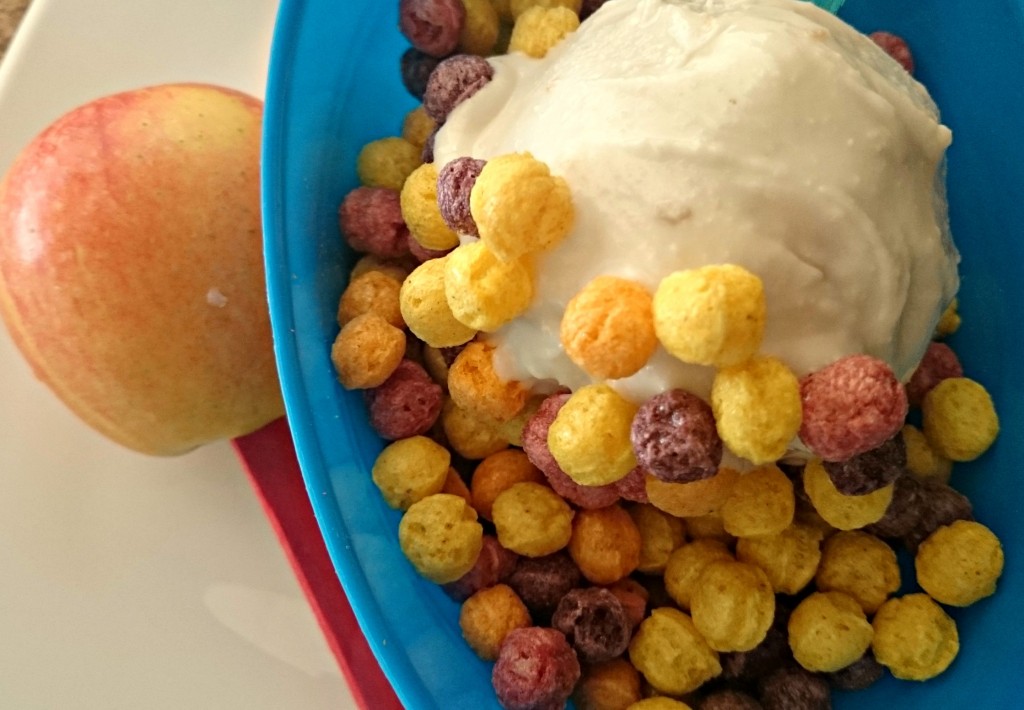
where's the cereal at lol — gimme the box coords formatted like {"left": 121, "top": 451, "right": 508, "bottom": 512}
{"left": 437, "top": 157, "right": 486, "bottom": 237}
{"left": 510, "top": 0, "right": 582, "bottom": 17}
{"left": 423, "top": 54, "right": 496, "bottom": 123}
{"left": 470, "top": 152, "right": 575, "bottom": 262}
{"left": 901, "top": 424, "right": 953, "bottom": 483}
{"left": 510, "top": 6, "right": 581, "bottom": 57}
{"left": 788, "top": 591, "right": 873, "bottom": 673}
{"left": 402, "top": 105, "right": 436, "bottom": 151}
{"left": 459, "top": 0, "right": 501, "bottom": 55}
{"left": 553, "top": 587, "right": 633, "bottom": 663}
{"left": 757, "top": 666, "right": 830, "bottom": 710}
{"left": 915, "top": 519, "right": 1004, "bottom": 607}
{"left": 572, "top": 658, "right": 643, "bottom": 710}
{"left": 399, "top": 0, "right": 466, "bottom": 57}
{"left": 399, "top": 256, "right": 477, "bottom": 347}
{"left": 444, "top": 241, "right": 534, "bottom": 332}
{"left": 506, "top": 551, "right": 582, "bottom": 618}
{"left": 443, "top": 534, "right": 519, "bottom": 601}
{"left": 441, "top": 466, "right": 474, "bottom": 506}
{"left": 869, "top": 31, "right": 915, "bottom": 73}
{"left": 400, "top": 48, "right": 441, "bottom": 101}
{"left": 663, "top": 539, "right": 734, "bottom": 610}
{"left": 721, "top": 464, "right": 795, "bottom": 538}
{"left": 906, "top": 341, "right": 963, "bottom": 406}
{"left": 338, "top": 186, "right": 410, "bottom": 259}
{"left": 365, "top": 359, "right": 444, "bottom": 440}
{"left": 492, "top": 627, "right": 581, "bottom": 710}
{"left": 691, "top": 560, "right": 775, "bottom": 653}
{"left": 825, "top": 652, "right": 884, "bottom": 691}
{"left": 921, "top": 377, "right": 1000, "bottom": 461}
{"left": 820, "top": 434, "right": 905, "bottom": 496}
{"left": 736, "top": 523, "right": 823, "bottom": 596}
{"left": 471, "top": 448, "right": 546, "bottom": 520}
{"left": 568, "top": 504, "right": 643, "bottom": 584}
{"left": 448, "top": 341, "right": 529, "bottom": 422}
{"left": 356, "top": 136, "right": 422, "bottom": 191}
{"left": 628, "top": 607, "right": 722, "bottom": 696}
{"left": 441, "top": 396, "right": 510, "bottom": 459}
{"left": 631, "top": 390, "right": 722, "bottom": 483}
{"left": 372, "top": 435, "right": 451, "bottom": 510}
{"left": 815, "top": 531, "right": 900, "bottom": 614}
{"left": 498, "top": 394, "right": 545, "bottom": 448}
{"left": 934, "top": 297, "right": 961, "bottom": 337}
{"left": 459, "top": 583, "right": 532, "bottom": 660}
{"left": 349, "top": 253, "right": 412, "bottom": 283}
{"left": 653, "top": 265, "right": 766, "bottom": 369}
{"left": 606, "top": 578, "right": 649, "bottom": 630}
{"left": 720, "top": 606, "right": 792, "bottom": 684}
{"left": 871, "top": 594, "right": 959, "bottom": 681}
{"left": 337, "top": 270, "right": 404, "bottom": 328}
{"left": 330, "top": 313, "right": 406, "bottom": 389}
{"left": 628, "top": 504, "right": 686, "bottom": 574}
{"left": 629, "top": 699, "right": 693, "bottom": 710}
{"left": 401, "top": 162, "right": 462, "bottom": 251}
{"left": 561, "top": 276, "right": 658, "bottom": 380}
{"left": 684, "top": 513, "right": 734, "bottom": 545}
{"left": 549, "top": 384, "right": 639, "bottom": 485}
{"left": 802, "top": 459, "right": 893, "bottom": 531}
{"left": 492, "top": 481, "right": 575, "bottom": 556}
{"left": 492, "top": 0, "right": 515, "bottom": 22}
{"left": 398, "top": 493, "right": 484, "bottom": 583}
{"left": 699, "top": 690, "right": 761, "bottom": 710}
{"left": 710, "top": 356, "right": 802, "bottom": 465}
{"left": 900, "top": 478, "right": 974, "bottom": 551}
{"left": 615, "top": 466, "right": 651, "bottom": 504}
{"left": 798, "top": 354, "right": 908, "bottom": 462}
{"left": 645, "top": 467, "right": 740, "bottom": 518}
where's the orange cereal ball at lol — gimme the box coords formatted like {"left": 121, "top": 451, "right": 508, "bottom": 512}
{"left": 922, "top": 377, "right": 1000, "bottom": 462}
{"left": 663, "top": 539, "right": 734, "bottom": 610}
{"left": 337, "top": 270, "right": 404, "bottom": 328}
{"left": 356, "top": 136, "right": 421, "bottom": 191}
{"left": 459, "top": 0, "right": 501, "bottom": 54}
{"left": 815, "top": 530, "right": 900, "bottom": 614}
{"left": 399, "top": 257, "right": 477, "bottom": 348}
{"left": 401, "top": 162, "right": 460, "bottom": 251}
{"left": 710, "top": 356, "right": 802, "bottom": 464}
{"left": 401, "top": 105, "right": 436, "bottom": 150}
{"left": 652, "top": 264, "right": 766, "bottom": 369}
{"left": 788, "top": 591, "right": 873, "bottom": 673}
{"left": 510, "top": 0, "right": 582, "bottom": 17}
{"left": 492, "top": 481, "right": 574, "bottom": 557}
{"left": 470, "top": 152, "right": 574, "bottom": 262}
{"left": 560, "top": 276, "right": 658, "bottom": 380}
{"left": 902, "top": 424, "right": 953, "bottom": 483}
{"left": 441, "top": 466, "right": 474, "bottom": 506}
{"left": 572, "top": 658, "right": 642, "bottom": 710}
{"left": 398, "top": 493, "right": 484, "bottom": 583}
{"left": 371, "top": 435, "right": 451, "bottom": 510}
{"left": 459, "top": 583, "right": 532, "bottom": 660}
{"left": 627, "top": 699, "right": 693, "bottom": 710}
{"left": 628, "top": 504, "right": 686, "bottom": 575}
{"left": 645, "top": 468, "right": 740, "bottom": 519}
{"left": 448, "top": 341, "right": 529, "bottom": 422}
{"left": 691, "top": 560, "right": 775, "bottom": 652}
{"left": 444, "top": 241, "right": 534, "bottom": 332}
{"left": 548, "top": 384, "right": 638, "bottom": 486}
{"left": 802, "top": 459, "right": 893, "bottom": 531}
{"left": 350, "top": 254, "right": 411, "bottom": 283}
{"left": 872, "top": 594, "right": 959, "bottom": 681}
{"left": 735, "top": 523, "right": 823, "bottom": 596}
{"left": 509, "top": 5, "right": 580, "bottom": 58}
{"left": 471, "top": 448, "right": 546, "bottom": 520}
{"left": 915, "top": 519, "right": 1005, "bottom": 607}
{"left": 441, "top": 397, "right": 510, "bottom": 459}
{"left": 569, "top": 505, "right": 643, "bottom": 585}
{"left": 721, "top": 464, "right": 794, "bottom": 538}
{"left": 934, "top": 297, "right": 961, "bottom": 337}
{"left": 330, "top": 313, "right": 406, "bottom": 389}
{"left": 628, "top": 607, "right": 721, "bottom": 696}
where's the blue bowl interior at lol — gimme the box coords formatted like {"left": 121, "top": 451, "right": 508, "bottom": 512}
{"left": 261, "top": 2, "right": 1024, "bottom": 708}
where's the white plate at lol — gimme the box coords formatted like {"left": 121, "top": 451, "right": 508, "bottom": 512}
{"left": 0, "top": 1, "right": 355, "bottom": 707}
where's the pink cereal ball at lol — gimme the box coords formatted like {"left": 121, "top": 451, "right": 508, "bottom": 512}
{"left": 399, "top": 0, "right": 466, "bottom": 58}
{"left": 614, "top": 466, "right": 651, "bottom": 504}
{"left": 799, "top": 355, "right": 909, "bottom": 462}
{"left": 365, "top": 359, "right": 443, "bottom": 440}
{"left": 442, "top": 535, "right": 519, "bottom": 601}
{"left": 906, "top": 342, "right": 964, "bottom": 407}
{"left": 338, "top": 186, "right": 410, "bottom": 259}
{"left": 492, "top": 627, "right": 581, "bottom": 710}
{"left": 870, "top": 31, "right": 915, "bottom": 73}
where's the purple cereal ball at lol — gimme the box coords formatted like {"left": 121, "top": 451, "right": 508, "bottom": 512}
{"left": 492, "top": 627, "right": 581, "bottom": 710}
{"left": 407, "top": 231, "right": 453, "bottom": 262}
{"left": 552, "top": 588, "right": 632, "bottom": 664}
{"left": 614, "top": 466, "right": 650, "bottom": 504}
{"left": 437, "top": 157, "right": 486, "bottom": 236}
{"left": 722, "top": 606, "right": 792, "bottom": 684}
{"left": 338, "top": 187, "right": 410, "bottom": 259}
{"left": 701, "top": 690, "right": 764, "bottom": 710}
{"left": 442, "top": 535, "right": 520, "bottom": 601}
{"left": 580, "top": 0, "right": 613, "bottom": 20}
{"left": 862, "top": 473, "right": 922, "bottom": 540}
{"left": 400, "top": 47, "right": 442, "bottom": 100}
{"left": 365, "top": 359, "right": 443, "bottom": 440}
{"left": 399, "top": 0, "right": 465, "bottom": 58}
{"left": 821, "top": 435, "right": 906, "bottom": 496}
{"left": 423, "top": 54, "right": 495, "bottom": 123}
{"left": 421, "top": 125, "right": 439, "bottom": 164}
{"left": 631, "top": 389, "right": 722, "bottom": 483}
{"left": 506, "top": 552, "right": 583, "bottom": 619}
{"left": 901, "top": 479, "right": 974, "bottom": 551}
{"left": 758, "top": 667, "right": 831, "bottom": 710}
{"left": 906, "top": 342, "right": 963, "bottom": 407}
{"left": 825, "top": 652, "right": 884, "bottom": 691}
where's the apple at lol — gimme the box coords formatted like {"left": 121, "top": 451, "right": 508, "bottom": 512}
{"left": 0, "top": 83, "right": 284, "bottom": 455}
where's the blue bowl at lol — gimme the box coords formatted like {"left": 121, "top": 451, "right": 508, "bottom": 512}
{"left": 261, "top": 2, "right": 1024, "bottom": 708}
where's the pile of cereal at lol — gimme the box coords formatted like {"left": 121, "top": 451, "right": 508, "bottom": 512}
{"left": 328, "top": 2, "right": 1005, "bottom": 708}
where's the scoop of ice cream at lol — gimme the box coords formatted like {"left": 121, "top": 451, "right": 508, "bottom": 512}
{"left": 434, "top": 0, "right": 958, "bottom": 404}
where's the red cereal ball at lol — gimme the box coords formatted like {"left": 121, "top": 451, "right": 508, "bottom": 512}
{"left": 399, "top": 0, "right": 466, "bottom": 58}
{"left": 821, "top": 435, "right": 906, "bottom": 496}
{"left": 338, "top": 187, "right": 410, "bottom": 259}
{"left": 906, "top": 342, "right": 964, "bottom": 407}
{"left": 442, "top": 534, "right": 520, "bottom": 601}
{"left": 365, "top": 359, "right": 443, "bottom": 440}
{"left": 492, "top": 627, "right": 581, "bottom": 710}
{"left": 614, "top": 466, "right": 650, "bottom": 504}
{"left": 400, "top": 47, "right": 442, "bottom": 101}
{"left": 799, "top": 355, "right": 909, "bottom": 462}
{"left": 437, "top": 157, "right": 486, "bottom": 236}
{"left": 552, "top": 587, "right": 633, "bottom": 664}
{"left": 631, "top": 389, "right": 722, "bottom": 484}
{"left": 870, "top": 31, "right": 915, "bottom": 73}
{"left": 505, "top": 551, "right": 582, "bottom": 619}
{"left": 407, "top": 232, "right": 453, "bottom": 262}
{"left": 423, "top": 54, "right": 495, "bottom": 123}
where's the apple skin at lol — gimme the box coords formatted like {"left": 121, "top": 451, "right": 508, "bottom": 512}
{"left": 0, "top": 83, "right": 284, "bottom": 455}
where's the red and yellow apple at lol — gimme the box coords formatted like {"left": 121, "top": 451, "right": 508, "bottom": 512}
{"left": 0, "top": 82, "right": 284, "bottom": 455}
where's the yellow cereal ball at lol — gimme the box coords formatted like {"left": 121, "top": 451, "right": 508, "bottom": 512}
{"left": 400, "top": 257, "right": 477, "bottom": 348}
{"left": 398, "top": 493, "right": 484, "bottom": 583}
{"left": 401, "top": 162, "right": 460, "bottom": 251}
{"left": 459, "top": 0, "right": 501, "bottom": 54}
{"left": 683, "top": 513, "right": 734, "bottom": 545}
{"left": 736, "top": 523, "right": 823, "bottom": 596}
{"left": 441, "top": 397, "right": 510, "bottom": 460}
{"left": 401, "top": 105, "right": 436, "bottom": 150}
{"left": 459, "top": 583, "right": 532, "bottom": 660}
{"left": 422, "top": 345, "right": 453, "bottom": 390}
{"left": 915, "top": 520, "right": 1005, "bottom": 607}
{"left": 627, "top": 699, "right": 693, "bottom": 710}
{"left": 691, "top": 560, "right": 775, "bottom": 652}
{"left": 710, "top": 356, "right": 802, "bottom": 464}
{"left": 371, "top": 436, "right": 452, "bottom": 510}
{"left": 652, "top": 265, "right": 766, "bottom": 369}
{"left": 350, "top": 254, "right": 411, "bottom": 283}
{"left": 492, "top": 481, "right": 574, "bottom": 556}
{"left": 548, "top": 384, "right": 638, "bottom": 485}
{"left": 509, "top": 5, "right": 581, "bottom": 58}
{"left": 569, "top": 505, "right": 643, "bottom": 585}
{"left": 922, "top": 377, "right": 1000, "bottom": 462}
{"left": 497, "top": 394, "right": 545, "bottom": 447}
{"left": 721, "top": 464, "right": 795, "bottom": 538}
{"left": 560, "top": 276, "right": 658, "bottom": 380}
{"left": 645, "top": 468, "right": 740, "bottom": 519}
{"left": 491, "top": 0, "right": 514, "bottom": 21}
{"left": 628, "top": 504, "right": 687, "bottom": 575}
{"left": 573, "top": 658, "right": 643, "bottom": 710}
{"left": 448, "top": 341, "right": 529, "bottom": 423}
{"left": 788, "top": 591, "right": 873, "bottom": 673}
{"left": 872, "top": 594, "right": 959, "bottom": 681}
{"left": 470, "top": 152, "right": 574, "bottom": 262}
{"left": 444, "top": 241, "right": 534, "bottom": 332}
{"left": 802, "top": 459, "right": 894, "bottom": 531}
{"left": 330, "top": 313, "right": 406, "bottom": 390}
{"left": 934, "top": 297, "right": 961, "bottom": 337}
{"left": 510, "top": 0, "right": 582, "bottom": 16}
{"left": 628, "top": 607, "right": 721, "bottom": 696}
{"left": 356, "top": 136, "right": 421, "bottom": 191}
{"left": 902, "top": 424, "right": 953, "bottom": 483}
{"left": 663, "top": 539, "right": 734, "bottom": 610}
{"left": 337, "top": 270, "right": 404, "bottom": 328}
{"left": 441, "top": 466, "right": 474, "bottom": 506}
{"left": 815, "top": 530, "right": 900, "bottom": 614}
{"left": 471, "top": 448, "right": 546, "bottom": 520}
